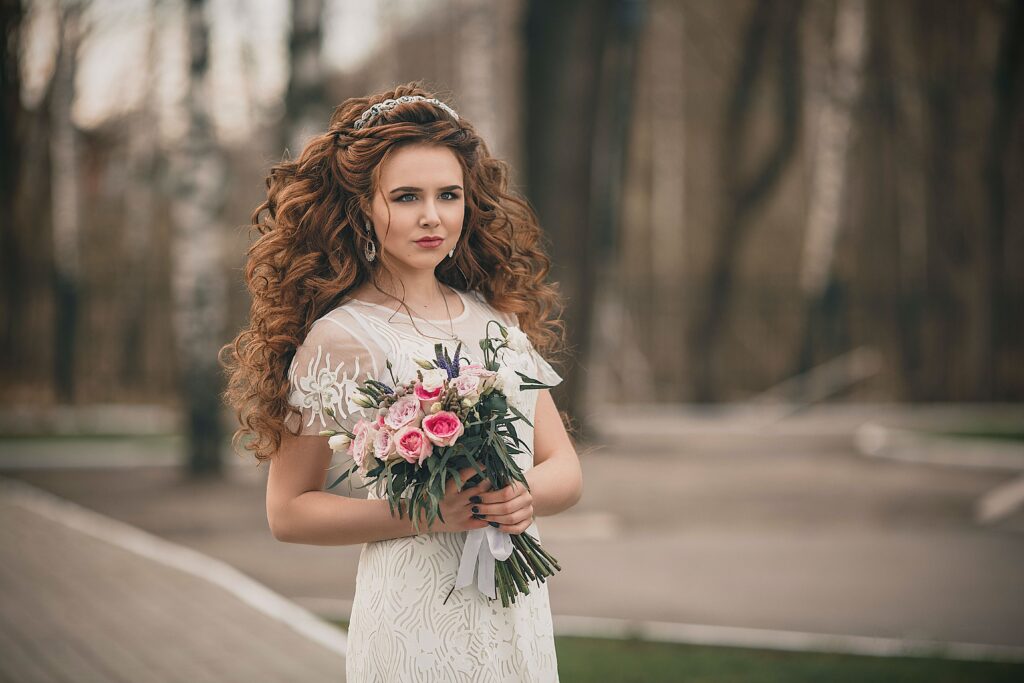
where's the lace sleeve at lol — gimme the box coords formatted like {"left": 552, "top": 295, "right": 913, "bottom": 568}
{"left": 284, "top": 309, "right": 385, "bottom": 436}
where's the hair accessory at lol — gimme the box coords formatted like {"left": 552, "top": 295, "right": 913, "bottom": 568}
{"left": 364, "top": 220, "right": 377, "bottom": 262}
{"left": 352, "top": 95, "right": 460, "bottom": 130}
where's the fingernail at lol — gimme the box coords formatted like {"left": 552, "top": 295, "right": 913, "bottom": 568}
{"left": 488, "top": 521, "right": 499, "bottom": 528}
{"left": 470, "top": 496, "right": 481, "bottom": 504}
{"left": 471, "top": 506, "right": 480, "bottom": 513}
{"left": 473, "top": 513, "right": 486, "bottom": 520}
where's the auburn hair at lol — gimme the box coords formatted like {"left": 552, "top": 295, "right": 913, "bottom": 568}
{"left": 220, "top": 81, "right": 567, "bottom": 464}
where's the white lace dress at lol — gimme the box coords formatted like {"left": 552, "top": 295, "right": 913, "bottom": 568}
{"left": 284, "top": 288, "right": 563, "bottom": 682}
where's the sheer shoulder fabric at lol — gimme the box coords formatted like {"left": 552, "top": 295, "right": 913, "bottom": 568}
{"left": 284, "top": 308, "right": 385, "bottom": 437}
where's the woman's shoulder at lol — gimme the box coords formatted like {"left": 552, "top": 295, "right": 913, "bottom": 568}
{"left": 465, "top": 289, "right": 518, "bottom": 327}
{"left": 304, "top": 305, "right": 365, "bottom": 341}
{"left": 291, "top": 305, "right": 386, "bottom": 370}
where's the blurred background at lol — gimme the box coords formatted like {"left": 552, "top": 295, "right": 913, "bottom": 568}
{"left": 1, "top": 0, "right": 1023, "bottom": 681}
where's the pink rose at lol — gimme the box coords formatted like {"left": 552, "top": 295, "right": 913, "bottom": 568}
{"left": 450, "top": 374, "right": 481, "bottom": 398}
{"left": 385, "top": 395, "right": 423, "bottom": 431}
{"left": 459, "top": 363, "right": 496, "bottom": 392}
{"left": 421, "top": 411, "right": 466, "bottom": 447}
{"left": 393, "top": 425, "right": 432, "bottom": 466}
{"left": 414, "top": 382, "right": 444, "bottom": 412}
{"left": 373, "top": 427, "right": 396, "bottom": 463}
{"left": 349, "top": 418, "right": 376, "bottom": 469}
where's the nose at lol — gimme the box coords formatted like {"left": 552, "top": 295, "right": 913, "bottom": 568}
{"left": 420, "top": 199, "right": 441, "bottom": 227}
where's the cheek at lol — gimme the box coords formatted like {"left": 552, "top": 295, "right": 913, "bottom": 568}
{"left": 444, "top": 202, "right": 466, "bottom": 223}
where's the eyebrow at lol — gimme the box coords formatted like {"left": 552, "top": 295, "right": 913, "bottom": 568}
{"left": 388, "top": 185, "right": 463, "bottom": 194}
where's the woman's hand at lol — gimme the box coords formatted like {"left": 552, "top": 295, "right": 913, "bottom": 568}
{"left": 470, "top": 479, "right": 535, "bottom": 535}
{"left": 418, "top": 467, "right": 492, "bottom": 534}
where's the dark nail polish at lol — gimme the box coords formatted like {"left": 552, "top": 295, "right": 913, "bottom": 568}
{"left": 470, "top": 496, "right": 481, "bottom": 504}
{"left": 471, "top": 506, "right": 480, "bottom": 513}
{"left": 488, "top": 521, "right": 499, "bottom": 528}
{"left": 473, "top": 513, "right": 486, "bottom": 519}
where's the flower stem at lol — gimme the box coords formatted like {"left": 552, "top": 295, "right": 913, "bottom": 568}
{"left": 505, "top": 556, "right": 531, "bottom": 596}
{"left": 515, "top": 535, "right": 554, "bottom": 578}
{"left": 495, "top": 561, "right": 512, "bottom": 607}
{"left": 512, "top": 545, "right": 538, "bottom": 582}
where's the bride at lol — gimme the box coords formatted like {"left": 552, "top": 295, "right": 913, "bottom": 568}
{"left": 221, "top": 81, "right": 583, "bottom": 682}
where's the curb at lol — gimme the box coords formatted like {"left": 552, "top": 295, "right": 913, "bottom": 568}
{"left": 290, "top": 598, "right": 1024, "bottom": 663}
{"left": 855, "top": 422, "right": 1024, "bottom": 472}
{"left": 0, "top": 475, "right": 347, "bottom": 659}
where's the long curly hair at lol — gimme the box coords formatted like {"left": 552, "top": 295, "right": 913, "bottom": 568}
{"left": 220, "top": 81, "right": 568, "bottom": 464}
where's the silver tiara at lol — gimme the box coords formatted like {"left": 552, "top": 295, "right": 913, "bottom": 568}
{"left": 352, "top": 95, "right": 460, "bottom": 130}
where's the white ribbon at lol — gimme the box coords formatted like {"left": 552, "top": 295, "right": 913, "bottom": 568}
{"left": 455, "top": 526, "right": 514, "bottom": 598}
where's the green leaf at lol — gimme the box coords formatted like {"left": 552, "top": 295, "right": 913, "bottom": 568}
{"left": 326, "top": 466, "right": 353, "bottom": 490}
{"left": 507, "top": 404, "right": 533, "bottom": 428}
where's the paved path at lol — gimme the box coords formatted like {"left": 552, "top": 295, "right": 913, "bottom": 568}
{"left": 2, "top": 402, "right": 1023, "bottom": 669}
{"left": 0, "top": 476, "right": 346, "bottom": 683}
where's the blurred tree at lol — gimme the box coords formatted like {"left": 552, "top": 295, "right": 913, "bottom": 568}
{"left": 689, "top": 0, "right": 804, "bottom": 402}
{"left": 793, "top": 0, "right": 867, "bottom": 393}
{"left": 524, "top": 0, "right": 643, "bottom": 436}
{"left": 983, "top": 0, "right": 1022, "bottom": 400}
{"left": 51, "top": 0, "right": 86, "bottom": 404}
{"left": 282, "top": 0, "right": 327, "bottom": 157}
{"left": 171, "top": 0, "right": 229, "bottom": 476}
{"left": 909, "top": 0, "right": 1019, "bottom": 400}
{"left": 120, "top": 0, "right": 162, "bottom": 389}
{"left": 0, "top": 0, "right": 23, "bottom": 373}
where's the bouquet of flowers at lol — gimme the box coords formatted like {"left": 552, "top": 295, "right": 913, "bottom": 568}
{"left": 317, "top": 320, "right": 561, "bottom": 608}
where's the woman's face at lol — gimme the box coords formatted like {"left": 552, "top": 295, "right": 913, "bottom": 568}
{"left": 367, "top": 142, "right": 465, "bottom": 279}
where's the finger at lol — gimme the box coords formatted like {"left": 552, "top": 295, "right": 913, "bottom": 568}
{"left": 473, "top": 490, "right": 531, "bottom": 516}
{"left": 476, "top": 482, "right": 523, "bottom": 505}
{"left": 487, "top": 510, "right": 534, "bottom": 532}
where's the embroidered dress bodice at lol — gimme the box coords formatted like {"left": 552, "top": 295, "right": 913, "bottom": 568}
{"left": 284, "top": 288, "right": 563, "bottom": 682}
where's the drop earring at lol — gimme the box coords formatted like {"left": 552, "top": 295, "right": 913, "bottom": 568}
{"left": 448, "top": 246, "right": 455, "bottom": 258}
{"left": 364, "top": 220, "right": 377, "bottom": 262}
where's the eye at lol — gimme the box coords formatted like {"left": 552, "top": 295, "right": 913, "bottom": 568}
{"left": 397, "top": 193, "right": 416, "bottom": 202}
{"left": 441, "top": 191, "right": 461, "bottom": 200}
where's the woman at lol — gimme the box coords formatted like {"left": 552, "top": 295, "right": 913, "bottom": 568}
{"left": 222, "top": 82, "right": 583, "bottom": 681}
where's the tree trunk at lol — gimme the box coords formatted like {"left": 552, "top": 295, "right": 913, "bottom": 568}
{"left": 793, "top": 0, "right": 867, "bottom": 390}
{"left": 689, "top": 0, "right": 804, "bottom": 402}
{"left": 283, "top": 0, "right": 327, "bottom": 157}
{"left": 985, "top": 1, "right": 1023, "bottom": 400}
{"left": 172, "top": 0, "right": 229, "bottom": 477}
{"left": 523, "top": 0, "right": 618, "bottom": 439}
{"left": 120, "top": 0, "right": 161, "bottom": 393}
{"left": 0, "top": 0, "right": 23, "bottom": 380}
{"left": 50, "top": 1, "right": 85, "bottom": 404}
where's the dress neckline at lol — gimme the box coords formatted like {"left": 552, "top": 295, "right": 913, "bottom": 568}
{"left": 348, "top": 287, "right": 471, "bottom": 324}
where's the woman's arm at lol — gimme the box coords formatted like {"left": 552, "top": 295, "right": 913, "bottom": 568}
{"left": 266, "top": 432, "right": 414, "bottom": 545}
{"left": 266, "top": 431, "right": 491, "bottom": 545}
{"left": 524, "top": 389, "right": 583, "bottom": 517}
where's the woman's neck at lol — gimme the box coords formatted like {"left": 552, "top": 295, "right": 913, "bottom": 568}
{"left": 365, "top": 270, "right": 451, "bottom": 310}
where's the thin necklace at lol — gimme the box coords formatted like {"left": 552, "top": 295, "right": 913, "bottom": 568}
{"left": 391, "top": 282, "right": 465, "bottom": 345}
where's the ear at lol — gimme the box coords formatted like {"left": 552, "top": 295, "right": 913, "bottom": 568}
{"left": 358, "top": 195, "right": 376, "bottom": 223}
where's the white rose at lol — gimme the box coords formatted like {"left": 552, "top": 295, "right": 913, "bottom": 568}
{"left": 328, "top": 433, "right": 351, "bottom": 452}
{"left": 496, "top": 365, "right": 524, "bottom": 410}
{"left": 419, "top": 368, "right": 449, "bottom": 392}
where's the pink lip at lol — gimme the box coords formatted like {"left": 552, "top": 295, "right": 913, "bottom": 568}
{"left": 415, "top": 237, "right": 444, "bottom": 249}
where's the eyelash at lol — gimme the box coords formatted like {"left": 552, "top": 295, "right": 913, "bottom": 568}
{"left": 396, "top": 192, "right": 460, "bottom": 202}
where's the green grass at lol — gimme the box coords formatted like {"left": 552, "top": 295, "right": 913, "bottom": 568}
{"left": 933, "top": 428, "right": 1024, "bottom": 443}
{"left": 553, "top": 636, "right": 1023, "bottom": 683}
{"left": 328, "top": 621, "right": 1022, "bottom": 682}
